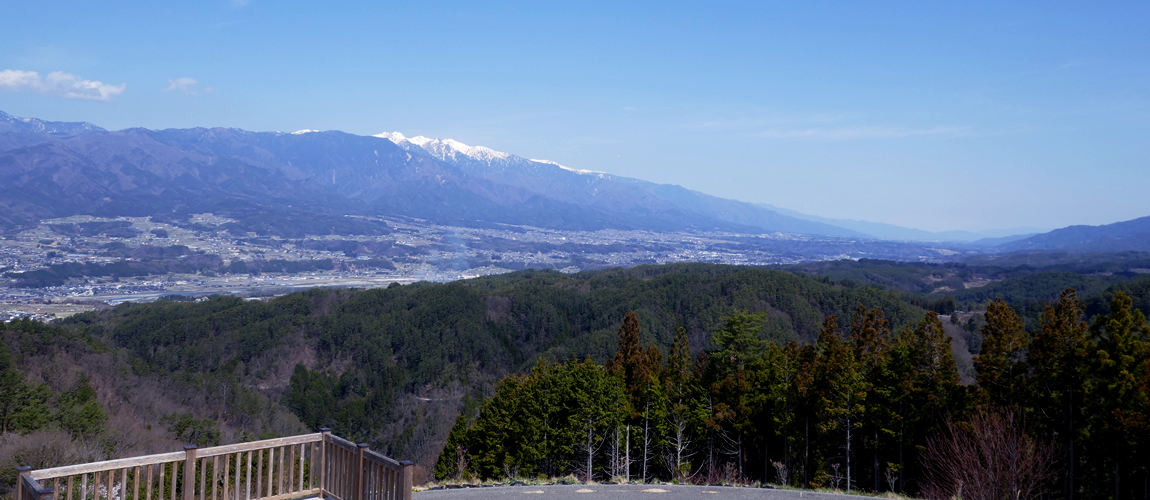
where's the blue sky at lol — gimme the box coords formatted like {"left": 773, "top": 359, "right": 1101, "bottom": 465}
{"left": 2, "top": 2, "right": 1148, "bottom": 233}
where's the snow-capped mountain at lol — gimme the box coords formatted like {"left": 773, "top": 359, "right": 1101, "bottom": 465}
{"left": 0, "top": 109, "right": 865, "bottom": 237}
{"left": 372, "top": 131, "right": 862, "bottom": 237}
{"left": 375, "top": 132, "right": 603, "bottom": 176}
{"left": 0, "top": 110, "right": 105, "bottom": 151}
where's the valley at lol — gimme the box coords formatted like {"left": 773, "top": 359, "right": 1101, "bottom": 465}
{"left": 1, "top": 212, "right": 970, "bottom": 310}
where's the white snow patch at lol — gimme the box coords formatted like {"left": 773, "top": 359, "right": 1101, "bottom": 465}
{"left": 530, "top": 159, "right": 603, "bottom": 175}
{"left": 375, "top": 132, "right": 510, "bottom": 162}
{"left": 375, "top": 131, "right": 408, "bottom": 144}
{"left": 292, "top": 129, "right": 319, "bottom": 135}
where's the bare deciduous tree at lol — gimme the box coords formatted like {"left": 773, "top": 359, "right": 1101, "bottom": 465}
{"left": 922, "top": 408, "right": 1056, "bottom": 500}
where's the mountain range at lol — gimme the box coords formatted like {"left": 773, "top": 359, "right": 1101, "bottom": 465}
{"left": 1, "top": 109, "right": 1147, "bottom": 254}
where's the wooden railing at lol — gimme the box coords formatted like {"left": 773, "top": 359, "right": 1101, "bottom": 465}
{"left": 15, "top": 429, "right": 412, "bottom": 500}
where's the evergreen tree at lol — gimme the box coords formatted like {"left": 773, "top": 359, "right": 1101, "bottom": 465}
{"left": 661, "top": 328, "right": 702, "bottom": 482}
{"left": 975, "top": 298, "right": 1029, "bottom": 408}
{"left": 849, "top": 306, "right": 894, "bottom": 492}
{"left": 434, "top": 415, "right": 472, "bottom": 480}
{"left": 1084, "top": 292, "right": 1150, "bottom": 499}
{"left": 814, "top": 315, "right": 865, "bottom": 490}
{"left": 0, "top": 343, "right": 51, "bottom": 434}
{"left": 1028, "top": 289, "right": 1090, "bottom": 499}
{"left": 55, "top": 374, "right": 107, "bottom": 438}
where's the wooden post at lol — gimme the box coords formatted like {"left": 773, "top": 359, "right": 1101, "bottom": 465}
{"left": 318, "top": 429, "right": 330, "bottom": 497}
{"left": 354, "top": 444, "right": 367, "bottom": 500}
{"left": 183, "top": 446, "right": 197, "bottom": 500}
{"left": 17, "top": 466, "right": 31, "bottom": 500}
{"left": 399, "top": 462, "right": 413, "bottom": 500}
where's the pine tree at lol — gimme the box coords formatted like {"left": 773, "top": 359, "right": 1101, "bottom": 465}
{"left": 1028, "top": 288, "right": 1089, "bottom": 500}
{"left": 1084, "top": 292, "right": 1150, "bottom": 499}
{"left": 661, "top": 328, "right": 700, "bottom": 482}
{"left": 975, "top": 298, "right": 1028, "bottom": 408}
{"left": 0, "top": 343, "right": 51, "bottom": 435}
{"left": 849, "top": 306, "right": 893, "bottom": 492}
{"left": 434, "top": 415, "right": 472, "bottom": 480}
{"left": 814, "top": 315, "right": 865, "bottom": 491}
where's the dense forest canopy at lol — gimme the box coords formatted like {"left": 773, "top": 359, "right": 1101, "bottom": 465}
{"left": 443, "top": 292, "right": 1150, "bottom": 499}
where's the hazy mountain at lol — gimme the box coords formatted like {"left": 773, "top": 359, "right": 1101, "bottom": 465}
{"left": 758, "top": 202, "right": 1044, "bottom": 244}
{"left": 0, "top": 112, "right": 861, "bottom": 237}
{"left": 0, "top": 110, "right": 106, "bottom": 151}
{"left": 994, "top": 216, "right": 1150, "bottom": 253}
{"left": 375, "top": 132, "right": 864, "bottom": 237}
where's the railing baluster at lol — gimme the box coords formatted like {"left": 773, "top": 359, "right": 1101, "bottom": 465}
{"left": 318, "top": 430, "right": 329, "bottom": 497}
{"left": 286, "top": 446, "right": 294, "bottom": 494}
{"left": 222, "top": 455, "right": 229, "bottom": 500}
{"left": 245, "top": 452, "right": 252, "bottom": 500}
{"left": 198, "top": 459, "right": 206, "bottom": 500}
{"left": 276, "top": 447, "right": 284, "bottom": 497}
{"left": 266, "top": 448, "right": 274, "bottom": 498}
{"left": 253, "top": 450, "right": 259, "bottom": 500}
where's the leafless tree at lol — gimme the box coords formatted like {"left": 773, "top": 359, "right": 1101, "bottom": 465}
{"left": 771, "top": 461, "right": 789, "bottom": 486}
{"left": 922, "top": 408, "right": 1057, "bottom": 500}
{"left": 662, "top": 410, "right": 696, "bottom": 483}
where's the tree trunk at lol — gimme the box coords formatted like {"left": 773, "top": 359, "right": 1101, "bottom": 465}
{"left": 764, "top": 441, "right": 769, "bottom": 484}
{"left": 873, "top": 424, "right": 879, "bottom": 491}
{"left": 643, "top": 401, "right": 650, "bottom": 483}
{"left": 804, "top": 414, "right": 810, "bottom": 488}
{"left": 585, "top": 417, "right": 594, "bottom": 483}
{"left": 846, "top": 413, "right": 852, "bottom": 492}
{"left": 625, "top": 424, "right": 631, "bottom": 482}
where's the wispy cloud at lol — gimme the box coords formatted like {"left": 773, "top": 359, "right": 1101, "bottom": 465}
{"left": 759, "top": 125, "right": 970, "bottom": 140}
{"left": 0, "top": 69, "right": 125, "bottom": 101}
{"left": 165, "top": 77, "right": 212, "bottom": 95}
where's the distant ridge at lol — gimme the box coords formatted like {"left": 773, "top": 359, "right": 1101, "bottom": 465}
{"left": 757, "top": 202, "right": 1043, "bottom": 244}
{"left": 0, "top": 110, "right": 105, "bottom": 151}
{"left": 0, "top": 110, "right": 861, "bottom": 237}
{"left": 994, "top": 216, "right": 1150, "bottom": 253}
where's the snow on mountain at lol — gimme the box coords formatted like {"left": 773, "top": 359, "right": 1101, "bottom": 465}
{"left": 530, "top": 158, "right": 603, "bottom": 175}
{"left": 376, "top": 131, "right": 509, "bottom": 163}
{"left": 0, "top": 109, "right": 105, "bottom": 135}
{"left": 292, "top": 129, "right": 320, "bottom": 135}
{"left": 375, "top": 131, "right": 602, "bottom": 175}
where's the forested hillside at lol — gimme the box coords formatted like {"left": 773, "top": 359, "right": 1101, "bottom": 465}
{"left": 1, "top": 262, "right": 1148, "bottom": 498}
{"left": 445, "top": 292, "right": 1150, "bottom": 499}
{"left": 2, "top": 264, "right": 920, "bottom": 482}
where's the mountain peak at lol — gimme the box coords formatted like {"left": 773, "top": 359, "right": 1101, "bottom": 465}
{"left": 375, "top": 131, "right": 511, "bottom": 163}
{"left": 0, "top": 109, "right": 106, "bottom": 136}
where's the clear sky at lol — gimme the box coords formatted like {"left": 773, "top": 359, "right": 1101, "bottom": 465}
{"left": 2, "top": 2, "right": 1147, "bottom": 233}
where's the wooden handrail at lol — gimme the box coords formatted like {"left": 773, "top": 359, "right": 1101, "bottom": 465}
{"left": 29, "top": 452, "right": 185, "bottom": 480}
{"left": 19, "top": 431, "right": 411, "bottom": 500}
{"left": 197, "top": 434, "right": 323, "bottom": 458}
